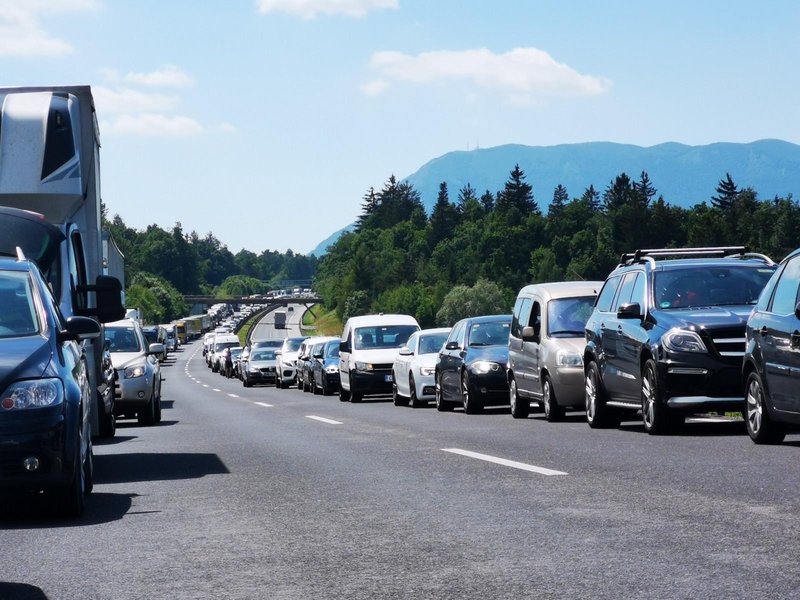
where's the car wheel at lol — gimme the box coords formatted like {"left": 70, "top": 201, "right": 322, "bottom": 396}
{"left": 154, "top": 392, "right": 162, "bottom": 424}
{"left": 745, "top": 370, "right": 786, "bottom": 444}
{"left": 275, "top": 378, "right": 282, "bottom": 389}
{"left": 53, "top": 430, "right": 86, "bottom": 518}
{"left": 509, "top": 375, "right": 528, "bottom": 419}
{"left": 313, "top": 376, "right": 321, "bottom": 395}
{"left": 350, "top": 376, "right": 362, "bottom": 403}
{"left": 409, "top": 374, "right": 422, "bottom": 408}
{"left": 392, "top": 376, "right": 408, "bottom": 406}
{"left": 98, "top": 398, "right": 116, "bottom": 439}
{"left": 642, "top": 359, "right": 674, "bottom": 435}
{"left": 83, "top": 440, "right": 94, "bottom": 496}
{"left": 462, "top": 371, "right": 482, "bottom": 414}
{"left": 585, "top": 361, "right": 619, "bottom": 429}
{"left": 321, "top": 377, "right": 329, "bottom": 396}
{"left": 543, "top": 375, "right": 564, "bottom": 422}
{"left": 243, "top": 377, "right": 251, "bottom": 388}
{"left": 339, "top": 380, "right": 351, "bottom": 402}
{"left": 138, "top": 392, "right": 156, "bottom": 426}
{"left": 303, "top": 375, "right": 310, "bottom": 393}
{"left": 435, "top": 372, "right": 452, "bottom": 412}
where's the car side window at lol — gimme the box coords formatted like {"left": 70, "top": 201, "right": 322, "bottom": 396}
{"left": 596, "top": 275, "right": 622, "bottom": 312}
{"left": 530, "top": 301, "right": 542, "bottom": 338}
{"left": 769, "top": 257, "right": 800, "bottom": 315}
{"left": 448, "top": 322, "right": 465, "bottom": 347}
{"left": 512, "top": 297, "right": 532, "bottom": 338}
{"left": 630, "top": 272, "right": 646, "bottom": 308}
{"left": 406, "top": 333, "right": 418, "bottom": 354}
{"left": 612, "top": 272, "right": 638, "bottom": 311}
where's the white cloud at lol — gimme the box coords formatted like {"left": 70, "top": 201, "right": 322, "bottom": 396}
{"left": 0, "top": 0, "right": 99, "bottom": 57}
{"left": 360, "top": 79, "right": 389, "bottom": 97}
{"left": 102, "top": 114, "right": 204, "bottom": 137}
{"left": 366, "top": 47, "right": 611, "bottom": 102}
{"left": 123, "top": 65, "right": 195, "bottom": 88}
{"left": 93, "top": 86, "right": 179, "bottom": 114}
{"left": 256, "top": 0, "right": 397, "bottom": 19}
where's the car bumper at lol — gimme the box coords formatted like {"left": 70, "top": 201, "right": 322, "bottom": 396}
{"left": 351, "top": 370, "right": 394, "bottom": 395}
{"left": 415, "top": 373, "right": 436, "bottom": 400}
{"left": 466, "top": 370, "right": 509, "bottom": 406}
{"left": 114, "top": 373, "right": 155, "bottom": 408}
{"left": 550, "top": 367, "right": 585, "bottom": 407}
{"left": 0, "top": 410, "right": 75, "bottom": 491}
{"left": 278, "top": 364, "right": 297, "bottom": 383}
{"left": 658, "top": 357, "right": 743, "bottom": 411}
{"left": 247, "top": 370, "right": 277, "bottom": 383}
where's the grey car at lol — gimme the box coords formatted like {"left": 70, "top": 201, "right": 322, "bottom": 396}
{"left": 508, "top": 281, "right": 602, "bottom": 420}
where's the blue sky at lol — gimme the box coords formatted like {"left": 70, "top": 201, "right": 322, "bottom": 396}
{"left": 1, "top": 0, "right": 798, "bottom": 254}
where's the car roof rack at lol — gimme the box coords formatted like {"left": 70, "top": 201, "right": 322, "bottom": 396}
{"left": 619, "top": 246, "right": 748, "bottom": 266}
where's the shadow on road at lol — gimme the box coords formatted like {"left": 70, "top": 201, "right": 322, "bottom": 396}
{"left": 94, "top": 452, "right": 229, "bottom": 484}
{"left": 160, "top": 400, "right": 174, "bottom": 409}
{"left": 93, "top": 435, "right": 138, "bottom": 446}
{"left": 115, "top": 419, "right": 179, "bottom": 429}
{"left": 619, "top": 420, "right": 747, "bottom": 436}
{"left": 0, "top": 492, "right": 136, "bottom": 529}
{"left": 0, "top": 582, "right": 50, "bottom": 599}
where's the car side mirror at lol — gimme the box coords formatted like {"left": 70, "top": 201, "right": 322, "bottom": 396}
{"left": 445, "top": 341, "right": 460, "bottom": 351}
{"left": 617, "top": 303, "right": 642, "bottom": 319}
{"left": 61, "top": 316, "right": 101, "bottom": 341}
{"left": 795, "top": 302, "right": 800, "bottom": 320}
{"left": 521, "top": 326, "right": 539, "bottom": 343}
{"left": 148, "top": 343, "right": 165, "bottom": 356}
{"left": 339, "top": 341, "right": 351, "bottom": 353}
{"left": 398, "top": 346, "right": 413, "bottom": 356}
{"left": 94, "top": 275, "right": 126, "bottom": 323}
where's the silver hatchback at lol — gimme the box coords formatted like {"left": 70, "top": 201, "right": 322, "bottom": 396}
{"left": 508, "top": 281, "right": 602, "bottom": 420}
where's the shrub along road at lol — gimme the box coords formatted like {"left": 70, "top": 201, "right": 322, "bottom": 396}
{"left": 1, "top": 342, "right": 798, "bottom": 599}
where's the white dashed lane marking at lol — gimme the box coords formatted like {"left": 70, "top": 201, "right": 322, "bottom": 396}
{"left": 305, "top": 415, "right": 343, "bottom": 425}
{"left": 228, "top": 393, "right": 240, "bottom": 398}
{"left": 254, "top": 402, "right": 273, "bottom": 408}
{"left": 442, "top": 448, "right": 568, "bottom": 476}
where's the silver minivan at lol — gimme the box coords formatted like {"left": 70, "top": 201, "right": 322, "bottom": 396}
{"left": 508, "top": 281, "right": 602, "bottom": 420}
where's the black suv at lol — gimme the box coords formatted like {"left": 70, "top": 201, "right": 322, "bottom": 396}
{"left": 742, "top": 247, "right": 800, "bottom": 444}
{"left": 584, "top": 247, "right": 776, "bottom": 434}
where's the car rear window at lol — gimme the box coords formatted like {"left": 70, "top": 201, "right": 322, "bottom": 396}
{"left": 0, "top": 270, "right": 39, "bottom": 338}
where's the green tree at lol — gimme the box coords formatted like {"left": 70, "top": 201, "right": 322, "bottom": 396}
{"left": 712, "top": 173, "right": 738, "bottom": 210}
{"left": 428, "top": 182, "right": 461, "bottom": 249}
{"left": 435, "top": 278, "right": 511, "bottom": 326}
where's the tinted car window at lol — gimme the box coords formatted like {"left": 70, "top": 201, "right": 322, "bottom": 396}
{"left": 596, "top": 275, "right": 621, "bottom": 312}
{"left": 512, "top": 297, "right": 532, "bottom": 338}
{"left": 769, "top": 257, "right": 800, "bottom": 315}
{"left": 468, "top": 321, "right": 511, "bottom": 346}
{"left": 107, "top": 326, "right": 141, "bottom": 352}
{"left": 655, "top": 266, "right": 774, "bottom": 309}
{"left": 419, "top": 333, "right": 448, "bottom": 354}
{"left": 215, "top": 341, "right": 239, "bottom": 352}
{"left": 286, "top": 339, "right": 304, "bottom": 352}
{"left": 447, "top": 321, "right": 465, "bottom": 347}
{"left": 0, "top": 270, "right": 39, "bottom": 338}
{"left": 251, "top": 350, "right": 276, "bottom": 361}
{"left": 548, "top": 296, "right": 595, "bottom": 336}
{"left": 613, "top": 272, "right": 638, "bottom": 311}
{"left": 353, "top": 325, "right": 417, "bottom": 350}
{"left": 630, "top": 272, "right": 646, "bottom": 307}
{"left": 324, "top": 341, "right": 340, "bottom": 357}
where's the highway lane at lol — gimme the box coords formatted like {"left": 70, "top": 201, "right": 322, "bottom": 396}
{"left": 1, "top": 340, "right": 799, "bottom": 599}
{"left": 249, "top": 303, "right": 305, "bottom": 341}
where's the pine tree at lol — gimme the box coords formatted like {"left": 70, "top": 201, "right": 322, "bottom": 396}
{"left": 356, "top": 187, "right": 378, "bottom": 231}
{"left": 603, "top": 173, "right": 634, "bottom": 211}
{"left": 480, "top": 190, "right": 495, "bottom": 212}
{"left": 633, "top": 171, "right": 656, "bottom": 208}
{"left": 428, "top": 182, "right": 460, "bottom": 248}
{"left": 496, "top": 164, "right": 538, "bottom": 214}
{"left": 712, "top": 173, "right": 738, "bottom": 210}
{"left": 581, "top": 184, "right": 601, "bottom": 212}
{"left": 550, "top": 184, "right": 569, "bottom": 216}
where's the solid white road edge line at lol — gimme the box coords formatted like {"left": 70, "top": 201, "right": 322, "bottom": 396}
{"left": 306, "top": 415, "right": 343, "bottom": 425}
{"left": 254, "top": 402, "right": 273, "bottom": 408}
{"left": 441, "top": 448, "right": 568, "bottom": 476}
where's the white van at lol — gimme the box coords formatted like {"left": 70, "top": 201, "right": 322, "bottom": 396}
{"left": 338, "top": 314, "right": 420, "bottom": 402}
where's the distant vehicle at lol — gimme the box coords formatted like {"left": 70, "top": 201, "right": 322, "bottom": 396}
{"left": 141, "top": 325, "right": 168, "bottom": 362}
{"left": 296, "top": 336, "right": 329, "bottom": 390}
{"left": 743, "top": 247, "right": 800, "bottom": 443}
{"left": 229, "top": 346, "right": 243, "bottom": 379}
{"left": 243, "top": 348, "right": 278, "bottom": 387}
{"left": 0, "top": 255, "right": 101, "bottom": 517}
{"left": 584, "top": 247, "right": 775, "bottom": 434}
{"left": 311, "top": 339, "right": 342, "bottom": 396}
{"left": 303, "top": 337, "right": 338, "bottom": 392}
{"left": 338, "top": 314, "right": 420, "bottom": 403}
{"left": 173, "top": 320, "right": 187, "bottom": 345}
{"left": 273, "top": 310, "right": 287, "bottom": 329}
{"left": 508, "top": 281, "right": 602, "bottom": 420}
{"left": 275, "top": 336, "right": 308, "bottom": 388}
{"left": 392, "top": 328, "right": 451, "bottom": 408}
{"left": 210, "top": 334, "right": 240, "bottom": 372}
{"left": 106, "top": 318, "right": 163, "bottom": 426}
{"left": 436, "top": 315, "right": 512, "bottom": 413}
{"left": 162, "top": 324, "right": 178, "bottom": 353}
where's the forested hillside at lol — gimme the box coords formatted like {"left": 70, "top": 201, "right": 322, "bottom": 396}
{"left": 315, "top": 167, "right": 799, "bottom": 327}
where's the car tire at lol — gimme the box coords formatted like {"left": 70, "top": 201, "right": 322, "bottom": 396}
{"left": 339, "top": 382, "right": 351, "bottom": 402}
{"left": 138, "top": 393, "right": 156, "bottom": 426}
{"left": 392, "top": 377, "right": 408, "bottom": 407}
{"left": 313, "top": 376, "right": 321, "bottom": 395}
{"left": 585, "top": 361, "right": 619, "bottom": 429}
{"left": 349, "top": 376, "right": 362, "bottom": 403}
{"left": 543, "top": 375, "right": 564, "bottom": 422}
{"left": 98, "top": 399, "right": 116, "bottom": 439}
{"left": 54, "top": 430, "right": 86, "bottom": 518}
{"left": 745, "top": 370, "right": 786, "bottom": 444}
{"left": 154, "top": 393, "right": 162, "bottom": 424}
{"left": 409, "top": 374, "right": 422, "bottom": 408}
{"left": 462, "top": 371, "right": 482, "bottom": 414}
{"left": 303, "top": 376, "right": 310, "bottom": 393}
{"left": 321, "top": 377, "right": 329, "bottom": 396}
{"left": 275, "top": 378, "right": 282, "bottom": 389}
{"left": 642, "top": 359, "right": 674, "bottom": 435}
{"left": 243, "top": 378, "right": 251, "bottom": 388}
{"left": 509, "top": 375, "right": 528, "bottom": 419}
{"left": 435, "top": 372, "right": 452, "bottom": 412}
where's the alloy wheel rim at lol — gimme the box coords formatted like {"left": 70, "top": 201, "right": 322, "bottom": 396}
{"left": 510, "top": 379, "right": 517, "bottom": 411}
{"left": 544, "top": 380, "right": 551, "bottom": 417}
{"left": 585, "top": 372, "right": 596, "bottom": 421}
{"left": 746, "top": 379, "right": 763, "bottom": 434}
{"left": 462, "top": 375, "right": 469, "bottom": 409}
{"left": 642, "top": 369, "right": 655, "bottom": 428}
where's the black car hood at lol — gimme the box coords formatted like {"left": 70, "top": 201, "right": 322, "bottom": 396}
{"left": 466, "top": 344, "right": 509, "bottom": 365}
{"left": 0, "top": 207, "right": 64, "bottom": 268}
{"left": 0, "top": 335, "right": 52, "bottom": 394}
{"left": 653, "top": 306, "right": 754, "bottom": 331}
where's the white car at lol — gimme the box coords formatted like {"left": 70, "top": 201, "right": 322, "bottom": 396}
{"left": 392, "top": 328, "right": 451, "bottom": 408}
{"left": 275, "top": 336, "right": 308, "bottom": 388}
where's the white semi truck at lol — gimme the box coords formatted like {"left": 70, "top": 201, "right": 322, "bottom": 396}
{"left": 0, "top": 85, "right": 125, "bottom": 438}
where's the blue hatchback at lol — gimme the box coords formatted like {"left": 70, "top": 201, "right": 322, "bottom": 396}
{"left": 0, "top": 255, "right": 100, "bottom": 517}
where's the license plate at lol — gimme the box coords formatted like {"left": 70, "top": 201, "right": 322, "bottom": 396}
{"left": 384, "top": 374, "right": 393, "bottom": 382}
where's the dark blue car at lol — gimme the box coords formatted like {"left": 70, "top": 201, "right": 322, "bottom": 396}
{"left": 0, "top": 255, "right": 100, "bottom": 517}
{"left": 435, "top": 315, "right": 512, "bottom": 414}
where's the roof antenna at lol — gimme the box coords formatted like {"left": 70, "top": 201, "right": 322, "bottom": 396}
{"left": 16, "top": 246, "right": 26, "bottom": 261}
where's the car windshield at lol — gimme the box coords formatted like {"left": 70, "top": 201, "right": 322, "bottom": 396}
{"left": 353, "top": 325, "right": 417, "bottom": 350}
{"left": 215, "top": 341, "right": 239, "bottom": 352}
{"left": 325, "top": 341, "right": 340, "bottom": 357}
{"left": 286, "top": 339, "right": 304, "bottom": 352}
{"left": 468, "top": 321, "right": 511, "bottom": 346}
{"left": 251, "top": 350, "right": 276, "bottom": 361}
{"left": 142, "top": 330, "right": 158, "bottom": 344}
{"left": 419, "top": 333, "right": 449, "bottom": 354}
{"left": 106, "top": 326, "right": 142, "bottom": 353}
{"left": 254, "top": 340, "right": 283, "bottom": 348}
{"left": 0, "top": 271, "right": 39, "bottom": 338}
{"left": 548, "top": 297, "right": 596, "bottom": 337}
{"left": 654, "top": 266, "right": 775, "bottom": 309}
{"left": 231, "top": 348, "right": 243, "bottom": 358}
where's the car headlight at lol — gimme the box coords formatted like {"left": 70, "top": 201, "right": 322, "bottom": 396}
{"left": 354, "top": 361, "right": 373, "bottom": 371}
{"left": 556, "top": 350, "right": 583, "bottom": 367}
{"left": 471, "top": 361, "right": 501, "bottom": 374}
{"left": 662, "top": 328, "right": 707, "bottom": 353}
{"left": 0, "top": 378, "right": 63, "bottom": 410}
{"left": 326, "top": 366, "right": 339, "bottom": 374}
{"left": 419, "top": 366, "right": 435, "bottom": 376}
{"left": 124, "top": 365, "right": 146, "bottom": 378}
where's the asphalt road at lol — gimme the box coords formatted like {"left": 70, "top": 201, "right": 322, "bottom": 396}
{"left": 249, "top": 303, "right": 305, "bottom": 341}
{"left": 1, "top": 337, "right": 799, "bottom": 599}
